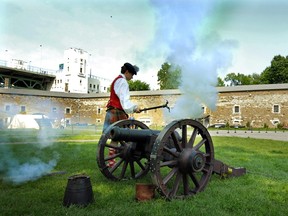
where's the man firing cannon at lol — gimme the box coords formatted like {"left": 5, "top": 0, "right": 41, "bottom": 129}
{"left": 102, "top": 62, "right": 170, "bottom": 167}
{"left": 98, "top": 63, "right": 245, "bottom": 200}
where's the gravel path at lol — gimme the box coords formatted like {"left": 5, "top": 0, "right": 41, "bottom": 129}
{"left": 209, "top": 129, "right": 288, "bottom": 142}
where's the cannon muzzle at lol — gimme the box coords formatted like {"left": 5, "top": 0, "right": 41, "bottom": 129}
{"left": 110, "top": 126, "right": 160, "bottom": 142}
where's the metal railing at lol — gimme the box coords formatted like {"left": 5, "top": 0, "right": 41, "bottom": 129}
{"left": 0, "top": 59, "right": 57, "bottom": 76}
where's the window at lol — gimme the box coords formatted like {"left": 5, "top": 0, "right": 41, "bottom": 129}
{"left": 272, "top": 119, "right": 279, "bottom": 125}
{"left": 233, "top": 120, "right": 241, "bottom": 126}
{"left": 52, "top": 107, "right": 57, "bottom": 113}
{"left": 273, "top": 104, "right": 280, "bottom": 113}
{"left": 97, "top": 107, "right": 101, "bottom": 114}
{"left": 202, "top": 106, "right": 206, "bottom": 114}
{"left": 20, "top": 105, "right": 26, "bottom": 112}
{"left": 90, "top": 84, "right": 92, "bottom": 88}
{"left": 139, "top": 118, "right": 152, "bottom": 126}
{"left": 65, "top": 107, "right": 71, "bottom": 114}
{"left": 233, "top": 105, "right": 240, "bottom": 114}
{"left": 5, "top": 105, "right": 10, "bottom": 112}
{"left": 65, "top": 119, "right": 71, "bottom": 125}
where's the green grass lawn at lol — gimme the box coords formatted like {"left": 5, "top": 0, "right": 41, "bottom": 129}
{"left": 0, "top": 129, "right": 287, "bottom": 216}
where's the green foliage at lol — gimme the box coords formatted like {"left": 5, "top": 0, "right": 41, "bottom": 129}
{"left": 157, "top": 62, "right": 181, "bottom": 90}
{"left": 261, "top": 55, "right": 288, "bottom": 84}
{"left": 217, "top": 77, "right": 225, "bottom": 86}
{"left": 224, "top": 54, "right": 288, "bottom": 86}
{"left": 224, "top": 72, "right": 266, "bottom": 86}
{"left": 128, "top": 80, "right": 150, "bottom": 91}
{"left": 224, "top": 72, "right": 252, "bottom": 86}
{"left": 250, "top": 73, "right": 263, "bottom": 84}
{"left": 277, "top": 123, "right": 284, "bottom": 129}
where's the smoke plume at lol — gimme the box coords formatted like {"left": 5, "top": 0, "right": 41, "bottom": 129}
{"left": 5, "top": 156, "right": 58, "bottom": 184}
{"left": 0, "top": 141, "right": 59, "bottom": 185}
{"left": 0, "top": 99, "right": 63, "bottom": 184}
{"left": 146, "top": 0, "right": 236, "bottom": 120}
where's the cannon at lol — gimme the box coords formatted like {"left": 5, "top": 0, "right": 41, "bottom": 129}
{"left": 97, "top": 119, "right": 246, "bottom": 199}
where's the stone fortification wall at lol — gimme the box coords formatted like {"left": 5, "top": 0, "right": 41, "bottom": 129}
{"left": 214, "top": 89, "right": 288, "bottom": 128}
{"left": 0, "top": 89, "right": 180, "bottom": 128}
{"left": 0, "top": 84, "right": 287, "bottom": 129}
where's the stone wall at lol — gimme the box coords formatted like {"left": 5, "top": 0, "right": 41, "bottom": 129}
{"left": 0, "top": 89, "right": 180, "bottom": 128}
{"left": 212, "top": 89, "right": 288, "bottom": 128}
{"left": 0, "top": 84, "right": 287, "bottom": 129}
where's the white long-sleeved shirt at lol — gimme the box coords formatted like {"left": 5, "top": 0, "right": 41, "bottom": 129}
{"left": 114, "top": 74, "right": 137, "bottom": 114}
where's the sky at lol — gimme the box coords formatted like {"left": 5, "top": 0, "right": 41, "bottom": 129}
{"left": 1, "top": 0, "right": 288, "bottom": 89}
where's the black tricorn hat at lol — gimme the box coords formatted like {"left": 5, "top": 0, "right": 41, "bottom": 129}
{"left": 123, "top": 62, "right": 139, "bottom": 75}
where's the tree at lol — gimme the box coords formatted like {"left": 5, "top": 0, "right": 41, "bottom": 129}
{"left": 260, "top": 55, "right": 288, "bottom": 84}
{"left": 249, "top": 73, "right": 262, "bottom": 84}
{"left": 157, "top": 62, "right": 181, "bottom": 90}
{"left": 128, "top": 80, "right": 150, "bottom": 91}
{"left": 238, "top": 73, "right": 252, "bottom": 85}
{"left": 219, "top": 54, "right": 288, "bottom": 86}
{"left": 224, "top": 73, "right": 242, "bottom": 86}
{"left": 224, "top": 72, "right": 254, "bottom": 86}
{"left": 217, "top": 77, "right": 225, "bottom": 86}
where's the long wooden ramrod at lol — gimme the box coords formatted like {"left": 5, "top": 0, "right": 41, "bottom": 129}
{"left": 139, "top": 100, "right": 170, "bottom": 112}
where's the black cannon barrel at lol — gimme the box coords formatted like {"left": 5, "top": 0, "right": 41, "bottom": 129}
{"left": 110, "top": 126, "right": 160, "bottom": 142}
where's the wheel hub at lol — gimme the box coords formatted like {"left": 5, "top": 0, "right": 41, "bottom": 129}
{"left": 190, "top": 151, "right": 205, "bottom": 172}
{"left": 178, "top": 149, "right": 206, "bottom": 173}
{"left": 120, "top": 142, "right": 136, "bottom": 160}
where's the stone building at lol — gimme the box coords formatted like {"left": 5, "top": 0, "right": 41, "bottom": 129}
{"left": 50, "top": 47, "right": 110, "bottom": 94}
{"left": 212, "top": 84, "right": 288, "bottom": 128}
{"left": 0, "top": 83, "right": 287, "bottom": 129}
{"left": 0, "top": 47, "right": 111, "bottom": 94}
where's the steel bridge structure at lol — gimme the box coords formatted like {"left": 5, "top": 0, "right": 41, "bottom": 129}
{"left": 0, "top": 60, "right": 56, "bottom": 90}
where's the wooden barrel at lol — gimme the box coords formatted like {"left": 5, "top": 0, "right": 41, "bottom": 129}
{"left": 63, "top": 174, "right": 94, "bottom": 207}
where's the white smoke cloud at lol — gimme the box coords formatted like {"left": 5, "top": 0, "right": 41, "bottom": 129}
{"left": 0, "top": 99, "right": 64, "bottom": 184}
{"left": 146, "top": 0, "right": 236, "bottom": 120}
{"left": 0, "top": 143, "right": 59, "bottom": 185}
{"left": 5, "top": 156, "right": 58, "bottom": 184}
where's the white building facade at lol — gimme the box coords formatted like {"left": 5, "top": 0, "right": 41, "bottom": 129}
{"left": 88, "top": 74, "right": 110, "bottom": 93}
{"left": 51, "top": 47, "right": 110, "bottom": 94}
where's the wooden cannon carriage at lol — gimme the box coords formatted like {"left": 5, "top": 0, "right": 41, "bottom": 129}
{"left": 97, "top": 118, "right": 246, "bottom": 199}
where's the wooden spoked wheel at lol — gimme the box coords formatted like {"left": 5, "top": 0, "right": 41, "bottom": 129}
{"left": 150, "top": 119, "right": 214, "bottom": 199}
{"left": 97, "top": 119, "right": 150, "bottom": 181}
